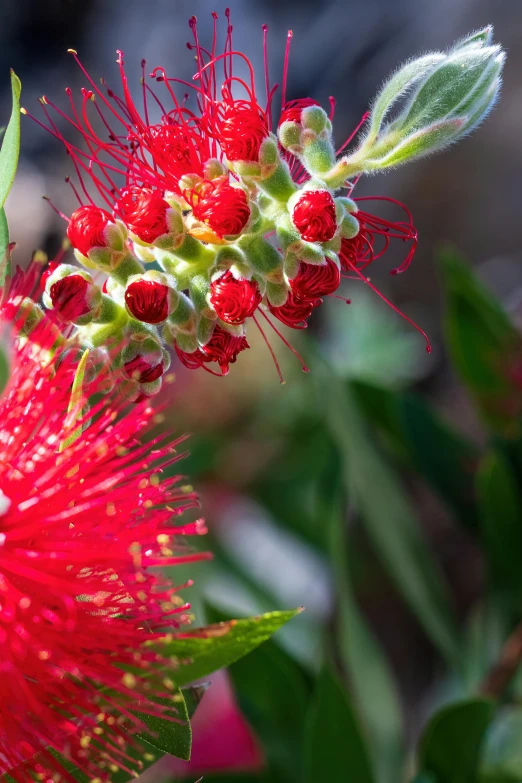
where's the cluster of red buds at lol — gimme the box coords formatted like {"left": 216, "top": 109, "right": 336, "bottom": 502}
{"left": 27, "top": 16, "right": 504, "bottom": 390}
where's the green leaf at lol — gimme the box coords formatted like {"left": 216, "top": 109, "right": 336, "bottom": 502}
{"left": 326, "top": 451, "right": 404, "bottom": 783}
{"left": 158, "top": 609, "right": 301, "bottom": 687}
{"left": 440, "top": 246, "right": 522, "bottom": 435}
{"left": 303, "top": 666, "right": 375, "bottom": 783}
{"left": 418, "top": 698, "right": 495, "bottom": 783}
{"left": 476, "top": 451, "right": 522, "bottom": 596}
{"left": 133, "top": 688, "right": 191, "bottom": 760}
{"left": 480, "top": 706, "right": 522, "bottom": 782}
{"left": 324, "top": 374, "right": 461, "bottom": 669}
{"left": 0, "top": 72, "right": 21, "bottom": 209}
{"left": 0, "top": 207, "right": 10, "bottom": 288}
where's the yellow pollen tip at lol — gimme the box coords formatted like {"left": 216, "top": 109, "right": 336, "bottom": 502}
{"left": 122, "top": 672, "right": 137, "bottom": 688}
{"left": 20, "top": 107, "right": 27, "bottom": 115}
{"left": 67, "top": 48, "right": 78, "bottom": 55}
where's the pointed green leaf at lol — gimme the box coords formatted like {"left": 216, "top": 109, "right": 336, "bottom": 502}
{"left": 418, "top": 698, "right": 495, "bottom": 783}
{"left": 303, "top": 666, "right": 375, "bottom": 783}
{"left": 133, "top": 688, "right": 191, "bottom": 760}
{"left": 0, "top": 72, "right": 21, "bottom": 208}
{"left": 157, "top": 609, "right": 301, "bottom": 687}
{"left": 440, "top": 246, "right": 522, "bottom": 434}
{"left": 0, "top": 207, "right": 9, "bottom": 288}
{"left": 476, "top": 451, "right": 522, "bottom": 596}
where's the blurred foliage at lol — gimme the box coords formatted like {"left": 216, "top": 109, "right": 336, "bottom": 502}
{"left": 161, "top": 246, "right": 522, "bottom": 782}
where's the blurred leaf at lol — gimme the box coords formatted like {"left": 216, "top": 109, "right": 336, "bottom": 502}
{"left": 303, "top": 666, "right": 375, "bottom": 783}
{"left": 160, "top": 609, "right": 301, "bottom": 687}
{"left": 324, "top": 372, "right": 461, "bottom": 669}
{"left": 440, "top": 246, "right": 522, "bottom": 435}
{"left": 0, "top": 72, "right": 21, "bottom": 209}
{"left": 353, "top": 380, "right": 480, "bottom": 529}
{"left": 480, "top": 706, "right": 522, "bottom": 782}
{"left": 418, "top": 698, "right": 495, "bottom": 783}
{"left": 476, "top": 451, "right": 522, "bottom": 597}
{"left": 326, "top": 452, "right": 404, "bottom": 783}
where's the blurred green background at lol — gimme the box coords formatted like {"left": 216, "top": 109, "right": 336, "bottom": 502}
{"left": 3, "top": 0, "right": 522, "bottom": 779}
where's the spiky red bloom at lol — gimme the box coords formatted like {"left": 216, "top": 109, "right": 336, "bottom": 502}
{"left": 125, "top": 279, "right": 170, "bottom": 324}
{"left": 49, "top": 274, "right": 91, "bottom": 322}
{"left": 115, "top": 186, "right": 169, "bottom": 243}
{"left": 210, "top": 271, "right": 262, "bottom": 324}
{"left": 175, "top": 325, "right": 249, "bottom": 375}
{"left": 215, "top": 100, "right": 268, "bottom": 162}
{"left": 186, "top": 179, "right": 250, "bottom": 239}
{"left": 124, "top": 354, "right": 165, "bottom": 383}
{"left": 292, "top": 191, "right": 337, "bottom": 243}
{"left": 279, "top": 97, "right": 320, "bottom": 125}
{"left": 67, "top": 205, "right": 113, "bottom": 257}
{"left": 267, "top": 289, "right": 321, "bottom": 329}
{"left": 291, "top": 257, "right": 340, "bottom": 299}
{"left": 0, "top": 318, "right": 209, "bottom": 781}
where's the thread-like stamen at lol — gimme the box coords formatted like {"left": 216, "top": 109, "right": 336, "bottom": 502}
{"left": 336, "top": 111, "right": 370, "bottom": 155}
{"left": 253, "top": 313, "right": 284, "bottom": 383}
{"left": 281, "top": 30, "right": 293, "bottom": 113}
{"left": 258, "top": 308, "right": 310, "bottom": 372}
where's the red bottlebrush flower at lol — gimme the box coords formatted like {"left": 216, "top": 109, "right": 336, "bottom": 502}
{"left": 186, "top": 178, "right": 250, "bottom": 239}
{"left": 292, "top": 190, "right": 337, "bottom": 243}
{"left": 176, "top": 325, "right": 249, "bottom": 375}
{"left": 291, "top": 257, "right": 341, "bottom": 299}
{"left": 124, "top": 354, "right": 165, "bottom": 383}
{"left": 0, "top": 332, "right": 209, "bottom": 782}
{"left": 125, "top": 278, "right": 170, "bottom": 324}
{"left": 215, "top": 99, "right": 268, "bottom": 162}
{"left": 148, "top": 123, "right": 206, "bottom": 185}
{"left": 49, "top": 273, "right": 91, "bottom": 321}
{"left": 279, "top": 97, "right": 320, "bottom": 125}
{"left": 267, "top": 289, "right": 321, "bottom": 329}
{"left": 115, "top": 186, "right": 169, "bottom": 243}
{"left": 210, "top": 270, "right": 262, "bottom": 324}
{"left": 67, "top": 204, "right": 113, "bottom": 257}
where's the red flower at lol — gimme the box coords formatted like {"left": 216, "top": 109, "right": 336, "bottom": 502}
{"left": 0, "top": 329, "right": 209, "bottom": 782}
{"left": 148, "top": 123, "right": 206, "bottom": 186}
{"left": 279, "top": 97, "right": 320, "bottom": 125}
{"left": 123, "top": 354, "right": 165, "bottom": 383}
{"left": 186, "top": 179, "right": 250, "bottom": 239}
{"left": 267, "top": 289, "right": 321, "bottom": 329}
{"left": 176, "top": 325, "right": 249, "bottom": 375}
{"left": 290, "top": 257, "right": 340, "bottom": 299}
{"left": 49, "top": 274, "right": 92, "bottom": 322}
{"left": 115, "top": 186, "right": 169, "bottom": 243}
{"left": 39, "top": 260, "right": 60, "bottom": 291}
{"left": 67, "top": 205, "right": 113, "bottom": 257}
{"left": 292, "top": 190, "right": 337, "bottom": 243}
{"left": 125, "top": 278, "right": 170, "bottom": 324}
{"left": 210, "top": 271, "right": 262, "bottom": 324}
{"left": 215, "top": 99, "right": 268, "bottom": 162}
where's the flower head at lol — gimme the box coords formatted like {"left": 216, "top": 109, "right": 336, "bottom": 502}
{"left": 125, "top": 277, "right": 171, "bottom": 324}
{"left": 0, "top": 295, "right": 208, "bottom": 782}
{"left": 29, "top": 16, "right": 503, "bottom": 381}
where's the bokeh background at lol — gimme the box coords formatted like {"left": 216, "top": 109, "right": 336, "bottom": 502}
{"left": 2, "top": 0, "right": 522, "bottom": 780}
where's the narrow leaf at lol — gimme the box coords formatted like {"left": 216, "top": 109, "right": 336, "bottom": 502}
{"left": 157, "top": 609, "right": 301, "bottom": 687}
{"left": 303, "top": 666, "right": 375, "bottom": 783}
{"left": 324, "top": 374, "right": 461, "bottom": 669}
{"left": 0, "top": 72, "right": 21, "bottom": 208}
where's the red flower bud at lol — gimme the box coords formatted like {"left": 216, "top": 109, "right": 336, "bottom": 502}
{"left": 291, "top": 257, "right": 340, "bottom": 299}
{"left": 339, "top": 231, "right": 370, "bottom": 272}
{"left": 115, "top": 187, "right": 169, "bottom": 243}
{"left": 123, "top": 355, "right": 164, "bottom": 383}
{"left": 67, "top": 205, "right": 113, "bottom": 257}
{"left": 49, "top": 274, "right": 92, "bottom": 322}
{"left": 267, "top": 289, "right": 321, "bottom": 330}
{"left": 125, "top": 279, "right": 170, "bottom": 324}
{"left": 209, "top": 271, "right": 262, "bottom": 324}
{"left": 149, "top": 123, "right": 204, "bottom": 184}
{"left": 187, "top": 178, "right": 250, "bottom": 239}
{"left": 175, "top": 325, "right": 249, "bottom": 375}
{"left": 39, "top": 260, "right": 60, "bottom": 291}
{"left": 292, "top": 190, "right": 337, "bottom": 243}
{"left": 279, "top": 98, "right": 320, "bottom": 126}
{"left": 218, "top": 101, "right": 268, "bottom": 162}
